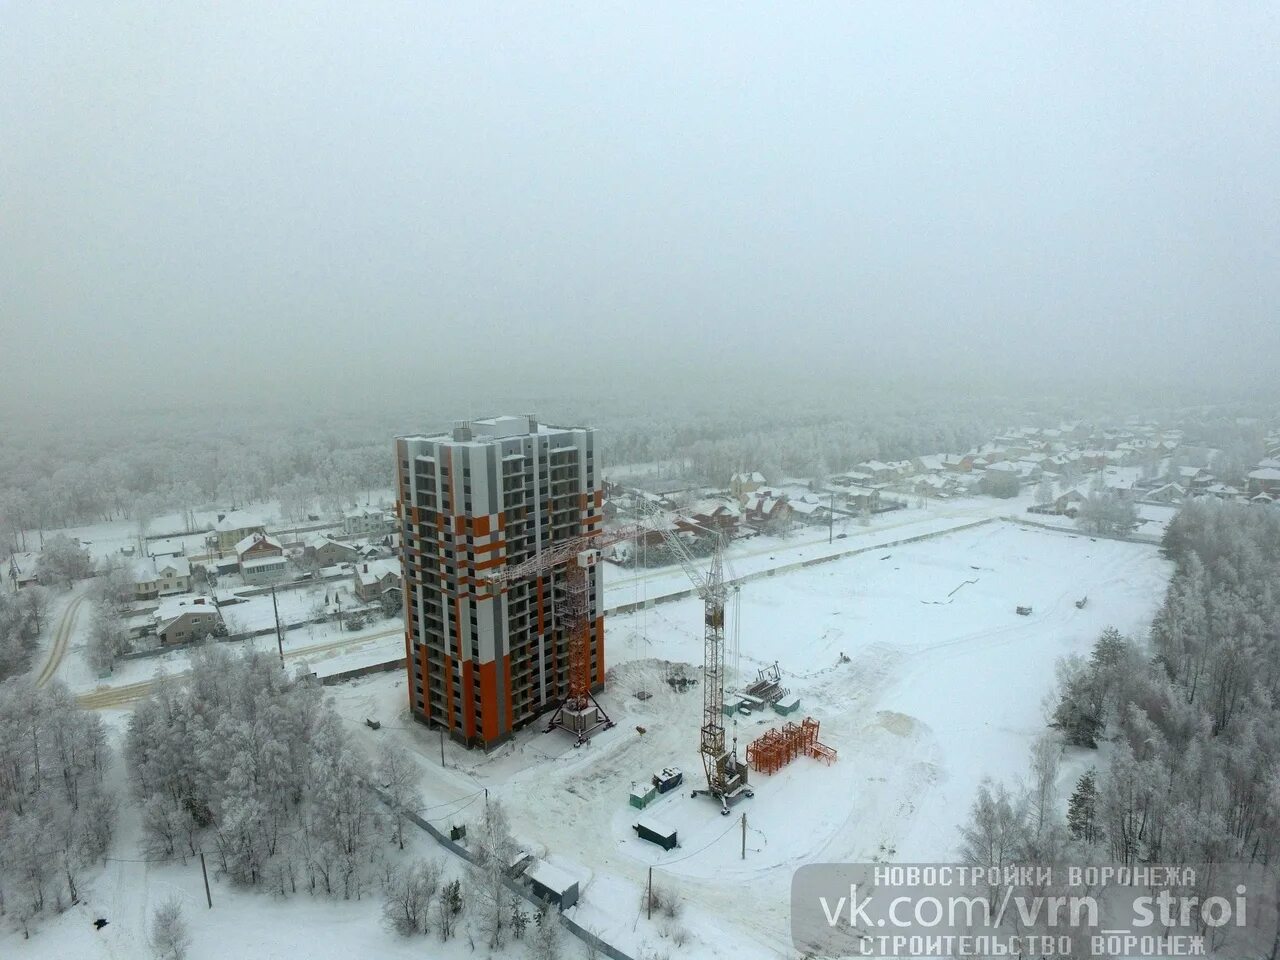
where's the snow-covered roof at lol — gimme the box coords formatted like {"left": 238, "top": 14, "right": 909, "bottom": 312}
{"left": 635, "top": 816, "right": 677, "bottom": 838}
{"left": 344, "top": 506, "right": 384, "bottom": 519}
{"left": 155, "top": 596, "right": 216, "bottom": 625}
{"left": 148, "top": 538, "right": 186, "bottom": 557}
{"left": 1247, "top": 468, "right": 1280, "bottom": 481}
{"left": 215, "top": 511, "right": 265, "bottom": 532}
{"left": 132, "top": 556, "right": 191, "bottom": 582}
{"left": 235, "top": 532, "right": 282, "bottom": 557}
{"left": 731, "top": 471, "right": 765, "bottom": 484}
{"left": 525, "top": 859, "right": 577, "bottom": 895}
{"left": 354, "top": 558, "right": 401, "bottom": 587}
{"left": 789, "top": 500, "right": 826, "bottom": 516}
{"left": 241, "top": 555, "right": 288, "bottom": 571}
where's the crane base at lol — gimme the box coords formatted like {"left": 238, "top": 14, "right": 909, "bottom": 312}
{"left": 547, "top": 694, "right": 614, "bottom": 744}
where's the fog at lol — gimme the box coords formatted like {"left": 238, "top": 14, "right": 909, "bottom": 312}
{"left": 2, "top": 3, "right": 1278, "bottom": 420}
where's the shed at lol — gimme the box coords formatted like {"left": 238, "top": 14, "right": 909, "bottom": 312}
{"left": 630, "top": 783, "right": 656, "bottom": 809}
{"left": 722, "top": 698, "right": 745, "bottom": 717}
{"left": 526, "top": 859, "right": 579, "bottom": 910}
{"left": 773, "top": 694, "right": 801, "bottom": 716}
{"left": 634, "top": 817, "right": 678, "bottom": 851}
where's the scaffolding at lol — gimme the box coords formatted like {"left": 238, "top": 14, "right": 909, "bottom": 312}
{"left": 745, "top": 716, "right": 837, "bottom": 775}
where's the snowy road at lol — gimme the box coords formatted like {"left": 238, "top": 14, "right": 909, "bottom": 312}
{"left": 35, "top": 586, "right": 91, "bottom": 687}
{"left": 77, "top": 624, "right": 404, "bottom": 709}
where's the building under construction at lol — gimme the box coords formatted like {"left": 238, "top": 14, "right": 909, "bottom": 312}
{"left": 395, "top": 416, "right": 603, "bottom": 748}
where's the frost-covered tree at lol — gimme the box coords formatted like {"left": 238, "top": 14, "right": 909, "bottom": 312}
{"left": 376, "top": 743, "right": 418, "bottom": 850}
{"left": 35, "top": 535, "right": 93, "bottom": 588}
{"left": 0, "top": 679, "right": 114, "bottom": 934}
{"left": 86, "top": 602, "right": 130, "bottom": 675}
{"left": 530, "top": 898, "right": 562, "bottom": 960}
{"left": 1067, "top": 769, "right": 1099, "bottom": 845}
{"left": 382, "top": 857, "right": 440, "bottom": 936}
{"left": 126, "top": 648, "right": 386, "bottom": 903}
{"left": 150, "top": 896, "right": 191, "bottom": 960}
{"left": 0, "top": 589, "right": 46, "bottom": 679}
{"left": 1076, "top": 492, "right": 1138, "bottom": 537}
{"left": 1034, "top": 474, "right": 1054, "bottom": 505}
{"left": 471, "top": 799, "right": 519, "bottom": 948}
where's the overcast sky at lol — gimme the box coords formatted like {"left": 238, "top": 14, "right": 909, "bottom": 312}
{"left": 2, "top": 2, "right": 1277, "bottom": 416}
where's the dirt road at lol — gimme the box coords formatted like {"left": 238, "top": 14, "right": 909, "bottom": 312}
{"left": 35, "top": 590, "right": 90, "bottom": 687}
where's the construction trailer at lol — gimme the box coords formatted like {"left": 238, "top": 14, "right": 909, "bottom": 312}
{"left": 652, "top": 767, "right": 683, "bottom": 794}
{"left": 634, "top": 816, "right": 679, "bottom": 851}
{"left": 526, "top": 860, "right": 580, "bottom": 910}
{"left": 773, "top": 694, "right": 801, "bottom": 716}
{"left": 630, "top": 782, "right": 657, "bottom": 809}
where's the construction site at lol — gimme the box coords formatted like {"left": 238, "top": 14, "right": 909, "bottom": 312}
{"left": 335, "top": 453, "right": 1176, "bottom": 959}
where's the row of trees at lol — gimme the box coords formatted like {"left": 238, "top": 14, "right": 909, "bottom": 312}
{"left": 0, "top": 414, "right": 395, "bottom": 551}
{"left": 0, "top": 679, "right": 116, "bottom": 937}
{"left": 960, "top": 499, "right": 1280, "bottom": 942}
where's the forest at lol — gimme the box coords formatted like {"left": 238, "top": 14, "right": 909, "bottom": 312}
{"left": 961, "top": 498, "right": 1280, "bottom": 940}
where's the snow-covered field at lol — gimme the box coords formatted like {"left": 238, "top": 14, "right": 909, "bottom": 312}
{"left": 11, "top": 517, "right": 1171, "bottom": 959}
{"left": 326, "top": 521, "right": 1171, "bottom": 959}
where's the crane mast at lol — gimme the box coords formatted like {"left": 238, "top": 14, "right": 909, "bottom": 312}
{"left": 484, "top": 523, "right": 644, "bottom": 744}
{"left": 484, "top": 504, "right": 751, "bottom": 810}
{"left": 648, "top": 523, "right": 750, "bottom": 811}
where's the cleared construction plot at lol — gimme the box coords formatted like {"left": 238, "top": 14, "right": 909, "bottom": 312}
{"left": 331, "top": 521, "right": 1172, "bottom": 960}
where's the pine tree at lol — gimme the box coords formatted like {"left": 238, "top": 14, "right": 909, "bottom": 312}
{"left": 1067, "top": 769, "right": 1099, "bottom": 845}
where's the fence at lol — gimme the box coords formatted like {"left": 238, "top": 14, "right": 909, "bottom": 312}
{"left": 368, "top": 786, "right": 637, "bottom": 960}
{"left": 1001, "top": 515, "right": 1163, "bottom": 547}
{"left": 604, "top": 516, "right": 998, "bottom": 616}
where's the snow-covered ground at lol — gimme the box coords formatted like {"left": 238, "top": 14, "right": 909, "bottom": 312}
{"left": 0, "top": 712, "right": 486, "bottom": 960}
{"left": 13, "top": 504, "right": 1174, "bottom": 959}
{"left": 324, "top": 521, "right": 1171, "bottom": 959}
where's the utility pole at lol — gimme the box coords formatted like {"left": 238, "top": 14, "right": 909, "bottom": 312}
{"left": 741, "top": 811, "right": 747, "bottom": 860}
{"left": 647, "top": 867, "right": 653, "bottom": 920}
{"left": 439, "top": 727, "right": 445, "bottom": 767}
{"left": 271, "top": 585, "right": 284, "bottom": 666}
{"left": 199, "top": 851, "right": 213, "bottom": 908}
{"left": 828, "top": 492, "right": 835, "bottom": 544}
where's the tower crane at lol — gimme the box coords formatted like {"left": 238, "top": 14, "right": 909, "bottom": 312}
{"left": 484, "top": 499, "right": 752, "bottom": 812}
{"left": 643, "top": 518, "right": 752, "bottom": 814}
{"left": 483, "top": 522, "right": 645, "bottom": 743}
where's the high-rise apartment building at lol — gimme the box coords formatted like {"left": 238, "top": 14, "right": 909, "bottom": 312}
{"left": 395, "top": 416, "right": 603, "bottom": 748}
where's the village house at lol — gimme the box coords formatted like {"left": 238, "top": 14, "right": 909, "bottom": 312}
{"left": 352, "top": 558, "right": 402, "bottom": 604}
{"left": 147, "top": 537, "right": 187, "bottom": 559}
{"left": 154, "top": 596, "right": 222, "bottom": 645}
{"left": 1144, "top": 482, "right": 1186, "bottom": 505}
{"left": 236, "top": 532, "right": 287, "bottom": 585}
{"left": 856, "top": 461, "right": 899, "bottom": 482}
{"left": 674, "top": 500, "right": 742, "bottom": 540}
{"left": 743, "top": 490, "right": 792, "bottom": 532}
{"left": 1246, "top": 467, "right": 1280, "bottom": 498}
{"left": 303, "top": 534, "right": 360, "bottom": 568}
{"left": 342, "top": 506, "right": 393, "bottom": 538}
{"left": 730, "top": 472, "right": 766, "bottom": 498}
{"left": 6, "top": 552, "right": 40, "bottom": 591}
{"left": 840, "top": 485, "right": 881, "bottom": 513}
{"left": 207, "top": 511, "right": 267, "bottom": 554}
{"left": 130, "top": 556, "right": 193, "bottom": 601}
{"left": 787, "top": 498, "right": 831, "bottom": 526}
